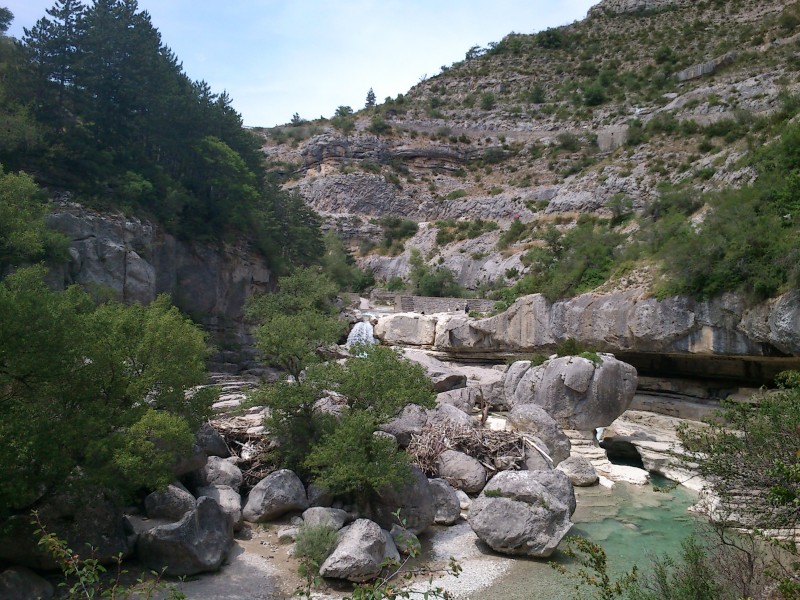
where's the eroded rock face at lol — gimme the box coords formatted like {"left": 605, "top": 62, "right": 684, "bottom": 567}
{"left": 402, "top": 349, "right": 467, "bottom": 392}
{"left": 137, "top": 496, "right": 234, "bottom": 576}
{"left": 242, "top": 469, "right": 308, "bottom": 523}
{"left": 507, "top": 355, "right": 637, "bottom": 430}
{"left": 589, "top": 0, "right": 690, "bottom": 16}
{"left": 467, "top": 471, "right": 573, "bottom": 557}
{"left": 46, "top": 203, "right": 271, "bottom": 365}
{"left": 319, "top": 519, "right": 386, "bottom": 582}
{"left": 432, "top": 291, "right": 800, "bottom": 358}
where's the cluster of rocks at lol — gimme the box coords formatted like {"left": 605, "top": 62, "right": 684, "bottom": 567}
{"left": 0, "top": 345, "right": 640, "bottom": 593}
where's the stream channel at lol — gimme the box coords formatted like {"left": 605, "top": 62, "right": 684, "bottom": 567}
{"left": 471, "top": 474, "right": 700, "bottom": 599}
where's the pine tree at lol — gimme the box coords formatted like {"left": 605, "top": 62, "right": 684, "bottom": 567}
{"left": 365, "top": 87, "right": 376, "bottom": 108}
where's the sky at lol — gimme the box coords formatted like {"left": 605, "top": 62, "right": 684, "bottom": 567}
{"left": 5, "top": 1, "right": 598, "bottom": 128}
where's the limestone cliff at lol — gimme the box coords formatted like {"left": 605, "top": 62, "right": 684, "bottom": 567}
{"left": 46, "top": 202, "right": 272, "bottom": 370}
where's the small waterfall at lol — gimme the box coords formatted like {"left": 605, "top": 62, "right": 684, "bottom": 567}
{"left": 346, "top": 321, "right": 378, "bottom": 347}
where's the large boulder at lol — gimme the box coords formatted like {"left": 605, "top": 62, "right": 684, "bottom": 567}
{"left": 428, "top": 478, "right": 461, "bottom": 525}
{"left": 319, "top": 519, "right": 386, "bottom": 582}
{"left": 365, "top": 466, "right": 435, "bottom": 534}
{"left": 467, "top": 471, "right": 573, "bottom": 557}
{"left": 507, "top": 404, "right": 571, "bottom": 465}
{"left": 136, "top": 496, "right": 234, "bottom": 576}
{"left": 557, "top": 456, "right": 599, "bottom": 487}
{"left": 529, "top": 468, "right": 576, "bottom": 515}
{"left": 379, "top": 404, "right": 428, "bottom": 448}
{"left": 374, "top": 313, "right": 438, "bottom": 346}
{"left": 0, "top": 567, "right": 54, "bottom": 600}
{"left": 145, "top": 483, "right": 196, "bottom": 521}
{"left": 193, "top": 456, "right": 243, "bottom": 492}
{"left": 436, "top": 450, "right": 486, "bottom": 494}
{"left": 197, "top": 485, "right": 243, "bottom": 530}
{"left": 242, "top": 469, "right": 308, "bottom": 523}
{"left": 508, "top": 355, "right": 637, "bottom": 430}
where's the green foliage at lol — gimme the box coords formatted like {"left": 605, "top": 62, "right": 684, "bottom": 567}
{"left": 386, "top": 276, "right": 405, "bottom": 292}
{"left": 0, "top": 267, "right": 211, "bottom": 515}
{"left": 409, "top": 249, "right": 464, "bottom": 298}
{"left": 321, "top": 232, "right": 374, "bottom": 293}
{"left": 583, "top": 82, "right": 607, "bottom": 106}
{"left": 304, "top": 411, "right": 413, "bottom": 501}
{"left": 375, "top": 216, "right": 417, "bottom": 255}
{"left": 365, "top": 88, "right": 376, "bottom": 108}
{"left": 480, "top": 92, "right": 496, "bottom": 110}
{"left": 315, "top": 344, "right": 435, "bottom": 422}
{"left": 295, "top": 523, "right": 338, "bottom": 588}
{"left": 368, "top": 115, "right": 391, "bottom": 135}
{"left": 0, "top": 166, "right": 68, "bottom": 269}
{"left": 507, "top": 220, "right": 622, "bottom": 302}
{"left": 257, "top": 345, "right": 434, "bottom": 501}
{"left": 247, "top": 268, "right": 345, "bottom": 380}
{"left": 496, "top": 218, "right": 527, "bottom": 250}
{"left": 435, "top": 218, "right": 498, "bottom": 245}
{"left": 679, "top": 371, "right": 800, "bottom": 530}
{"left": 446, "top": 189, "right": 467, "bottom": 200}
{"left": 551, "top": 536, "right": 639, "bottom": 600}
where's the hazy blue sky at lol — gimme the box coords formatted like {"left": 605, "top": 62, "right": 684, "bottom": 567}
{"left": 6, "top": 1, "right": 597, "bottom": 127}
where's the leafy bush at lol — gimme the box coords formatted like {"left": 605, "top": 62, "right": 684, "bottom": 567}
{"left": 446, "top": 189, "right": 468, "bottom": 200}
{"left": 480, "top": 92, "right": 497, "bottom": 110}
{"left": 295, "top": 524, "right": 338, "bottom": 579}
{"left": 0, "top": 268, "right": 212, "bottom": 514}
{"left": 497, "top": 218, "right": 528, "bottom": 250}
{"left": 409, "top": 249, "right": 464, "bottom": 297}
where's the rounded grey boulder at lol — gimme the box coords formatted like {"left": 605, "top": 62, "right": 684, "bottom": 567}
{"left": 508, "top": 403, "right": 571, "bottom": 465}
{"left": 467, "top": 471, "right": 573, "bottom": 557}
{"left": 508, "top": 355, "right": 637, "bottom": 430}
{"left": 437, "top": 449, "right": 486, "bottom": 494}
{"left": 242, "top": 469, "right": 308, "bottom": 523}
{"left": 557, "top": 455, "right": 599, "bottom": 487}
{"left": 145, "top": 483, "right": 196, "bottom": 521}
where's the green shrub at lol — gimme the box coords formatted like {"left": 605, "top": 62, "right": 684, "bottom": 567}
{"left": 447, "top": 189, "right": 468, "bottom": 200}
{"left": 386, "top": 276, "right": 405, "bottom": 292}
{"left": 295, "top": 523, "right": 338, "bottom": 578}
{"left": 480, "top": 92, "right": 496, "bottom": 110}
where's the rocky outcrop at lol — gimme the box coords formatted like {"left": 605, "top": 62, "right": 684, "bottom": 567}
{"left": 432, "top": 291, "right": 800, "bottom": 358}
{"left": 556, "top": 456, "right": 599, "bottom": 487}
{"left": 507, "top": 355, "right": 637, "bottom": 430}
{"left": 589, "top": 0, "right": 691, "bottom": 16}
{"left": 402, "top": 349, "right": 467, "bottom": 392}
{"left": 364, "top": 466, "right": 435, "bottom": 535}
{"left": 467, "top": 470, "right": 573, "bottom": 557}
{"left": 46, "top": 203, "right": 271, "bottom": 368}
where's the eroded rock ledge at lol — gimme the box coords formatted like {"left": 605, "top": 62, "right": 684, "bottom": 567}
{"left": 376, "top": 290, "right": 800, "bottom": 382}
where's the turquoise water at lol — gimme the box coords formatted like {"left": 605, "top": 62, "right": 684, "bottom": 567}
{"left": 472, "top": 478, "right": 700, "bottom": 599}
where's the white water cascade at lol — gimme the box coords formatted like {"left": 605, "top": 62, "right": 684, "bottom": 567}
{"left": 345, "top": 320, "right": 378, "bottom": 347}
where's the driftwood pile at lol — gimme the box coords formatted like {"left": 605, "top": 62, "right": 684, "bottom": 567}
{"left": 211, "top": 415, "right": 275, "bottom": 492}
{"left": 407, "top": 421, "right": 527, "bottom": 476}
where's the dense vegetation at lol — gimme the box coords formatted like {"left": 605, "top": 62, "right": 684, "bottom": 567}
{"left": 1, "top": 1, "right": 322, "bottom": 273}
{"left": 247, "top": 269, "right": 435, "bottom": 502}
{"left": 0, "top": 264, "right": 214, "bottom": 516}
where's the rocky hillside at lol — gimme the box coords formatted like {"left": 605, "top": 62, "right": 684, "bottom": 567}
{"left": 258, "top": 0, "right": 800, "bottom": 304}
